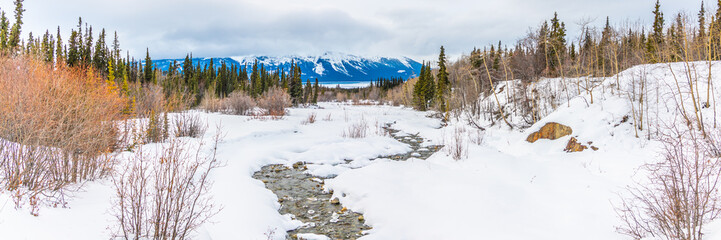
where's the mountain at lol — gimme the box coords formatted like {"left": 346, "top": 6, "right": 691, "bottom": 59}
{"left": 151, "top": 52, "right": 423, "bottom": 86}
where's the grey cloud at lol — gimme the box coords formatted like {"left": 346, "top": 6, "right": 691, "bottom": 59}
{"left": 0, "top": 0, "right": 697, "bottom": 61}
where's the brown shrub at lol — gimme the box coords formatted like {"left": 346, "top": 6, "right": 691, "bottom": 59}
{"left": 0, "top": 56, "right": 125, "bottom": 212}
{"left": 200, "top": 91, "right": 223, "bottom": 113}
{"left": 223, "top": 91, "right": 256, "bottom": 115}
{"left": 258, "top": 87, "right": 291, "bottom": 116}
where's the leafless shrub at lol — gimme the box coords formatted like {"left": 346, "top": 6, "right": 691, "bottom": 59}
{"left": 0, "top": 56, "right": 124, "bottom": 213}
{"left": 258, "top": 87, "right": 291, "bottom": 116}
{"left": 223, "top": 91, "right": 256, "bottom": 115}
{"left": 468, "top": 128, "right": 485, "bottom": 145}
{"left": 446, "top": 126, "right": 468, "bottom": 160}
{"left": 112, "top": 130, "right": 223, "bottom": 240}
{"left": 301, "top": 113, "right": 317, "bottom": 125}
{"left": 134, "top": 84, "right": 166, "bottom": 118}
{"left": 342, "top": 118, "right": 369, "bottom": 138}
{"left": 616, "top": 124, "right": 721, "bottom": 240}
{"left": 323, "top": 113, "right": 333, "bottom": 121}
{"left": 200, "top": 92, "right": 223, "bottom": 113}
{"left": 173, "top": 112, "right": 207, "bottom": 138}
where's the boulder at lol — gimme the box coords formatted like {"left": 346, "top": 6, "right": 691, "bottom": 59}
{"left": 526, "top": 122, "right": 573, "bottom": 143}
{"left": 564, "top": 137, "right": 588, "bottom": 152}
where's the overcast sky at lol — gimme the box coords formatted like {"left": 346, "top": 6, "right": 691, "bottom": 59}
{"left": 0, "top": 0, "right": 695, "bottom": 61}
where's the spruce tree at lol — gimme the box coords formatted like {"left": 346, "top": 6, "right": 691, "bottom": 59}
{"left": 313, "top": 78, "right": 319, "bottom": 103}
{"left": 0, "top": 10, "right": 8, "bottom": 51}
{"left": 304, "top": 79, "right": 312, "bottom": 104}
{"left": 289, "top": 63, "right": 303, "bottom": 105}
{"left": 144, "top": 48, "right": 154, "bottom": 84}
{"left": 250, "top": 60, "right": 260, "bottom": 97}
{"left": 67, "top": 30, "right": 80, "bottom": 66}
{"left": 648, "top": 0, "right": 664, "bottom": 62}
{"left": 93, "top": 29, "right": 108, "bottom": 75}
{"left": 55, "top": 27, "right": 63, "bottom": 64}
{"left": 412, "top": 62, "right": 426, "bottom": 110}
{"left": 699, "top": 1, "right": 707, "bottom": 42}
{"left": 7, "top": 0, "right": 24, "bottom": 51}
{"left": 436, "top": 46, "right": 449, "bottom": 114}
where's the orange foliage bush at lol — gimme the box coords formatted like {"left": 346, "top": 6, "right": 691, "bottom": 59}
{"left": 0, "top": 56, "right": 126, "bottom": 212}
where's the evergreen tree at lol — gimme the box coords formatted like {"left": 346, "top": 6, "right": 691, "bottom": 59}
{"left": 83, "top": 25, "right": 93, "bottom": 67}
{"left": 55, "top": 27, "right": 63, "bottom": 63}
{"left": 112, "top": 31, "right": 120, "bottom": 60}
{"left": 93, "top": 29, "right": 108, "bottom": 75}
{"left": 67, "top": 30, "right": 80, "bottom": 66}
{"left": 648, "top": 0, "right": 664, "bottom": 62}
{"left": 436, "top": 46, "right": 450, "bottom": 114}
{"left": 413, "top": 62, "right": 436, "bottom": 110}
{"left": 0, "top": 10, "right": 8, "bottom": 51}
{"left": 304, "top": 79, "right": 312, "bottom": 104}
{"left": 250, "top": 59, "right": 260, "bottom": 97}
{"left": 699, "top": 1, "right": 707, "bottom": 42}
{"left": 313, "top": 78, "right": 319, "bottom": 104}
{"left": 548, "top": 12, "right": 567, "bottom": 75}
{"left": 144, "top": 48, "right": 154, "bottom": 84}
{"left": 7, "top": 0, "right": 24, "bottom": 51}
{"left": 288, "top": 62, "right": 303, "bottom": 104}
{"left": 599, "top": 16, "right": 613, "bottom": 75}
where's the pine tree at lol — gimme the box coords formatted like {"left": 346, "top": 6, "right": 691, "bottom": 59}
{"left": 144, "top": 48, "right": 154, "bottom": 84}
{"left": 7, "top": 0, "right": 24, "bottom": 51}
{"left": 93, "top": 29, "right": 108, "bottom": 75}
{"left": 304, "top": 79, "right": 312, "bottom": 104}
{"left": 313, "top": 78, "right": 319, "bottom": 104}
{"left": 548, "top": 12, "right": 567, "bottom": 75}
{"left": 83, "top": 25, "right": 93, "bottom": 67}
{"left": 67, "top": 30, "right": 80, "bottom": 66}
{"left": 436, "top": 46, "right": 449, "bottom": 114}
{"left": 289, "top": 63, "right": 303, "bottom": 105}
{"left": 599, "top": 16, "right": 613, "bottom": 75}
{"left": 0, "top": 10, "right": 8, "bottom": 51}
{"left": 699, "top": 1, "right": 707, "bottom": 42}
{"left": 112, "top": 31, "right": 120, "bottom": 60}
{"left": 648, "top": 0, "right": 664, "bottom": 62}
{"left": 55, "top": 27, "right": 63, "bottom": 63}
{"left": 250, "top": 59, "right": 260, "bottom": 97}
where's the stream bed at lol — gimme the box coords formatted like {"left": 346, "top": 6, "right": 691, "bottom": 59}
{"left": 252, "top": 124, "right": 442, "bottom": 240}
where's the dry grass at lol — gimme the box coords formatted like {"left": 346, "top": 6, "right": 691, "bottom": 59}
{"left": 341, "top": 118, "right": 369, "bottom": 138}
{"left": 301, "top": 112, "right": 317, "bottom": 125}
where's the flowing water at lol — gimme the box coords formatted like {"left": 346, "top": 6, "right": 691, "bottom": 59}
{"left": 252, "top": 124, "right": 442, "bottom": 239}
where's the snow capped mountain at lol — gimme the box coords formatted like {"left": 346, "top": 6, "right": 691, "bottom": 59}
{"left": 152, "top": 52, "right": 423, "bottom": 85}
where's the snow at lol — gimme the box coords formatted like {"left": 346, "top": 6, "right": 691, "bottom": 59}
{"left": 4, "top": 61, "right": 721, "bottom": 239}
{"left": 319, "top": 82, "right": 371, "bottom": 89}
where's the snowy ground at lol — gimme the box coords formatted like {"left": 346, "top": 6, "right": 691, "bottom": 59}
{"left": 3, "top": 61, "right": 721, "bottom": 239}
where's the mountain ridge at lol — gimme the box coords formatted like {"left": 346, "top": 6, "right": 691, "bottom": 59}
{"left": 151, "top": 52, "right": 423, "bottom": 85}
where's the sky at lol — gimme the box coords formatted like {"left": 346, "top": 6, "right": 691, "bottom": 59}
{"left": 0, "top": 0, "right": 695, "bottom": 61}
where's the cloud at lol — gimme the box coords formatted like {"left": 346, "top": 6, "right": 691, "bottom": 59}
{"left": 0, "top": 0, "right": 696, "bottom": 61}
